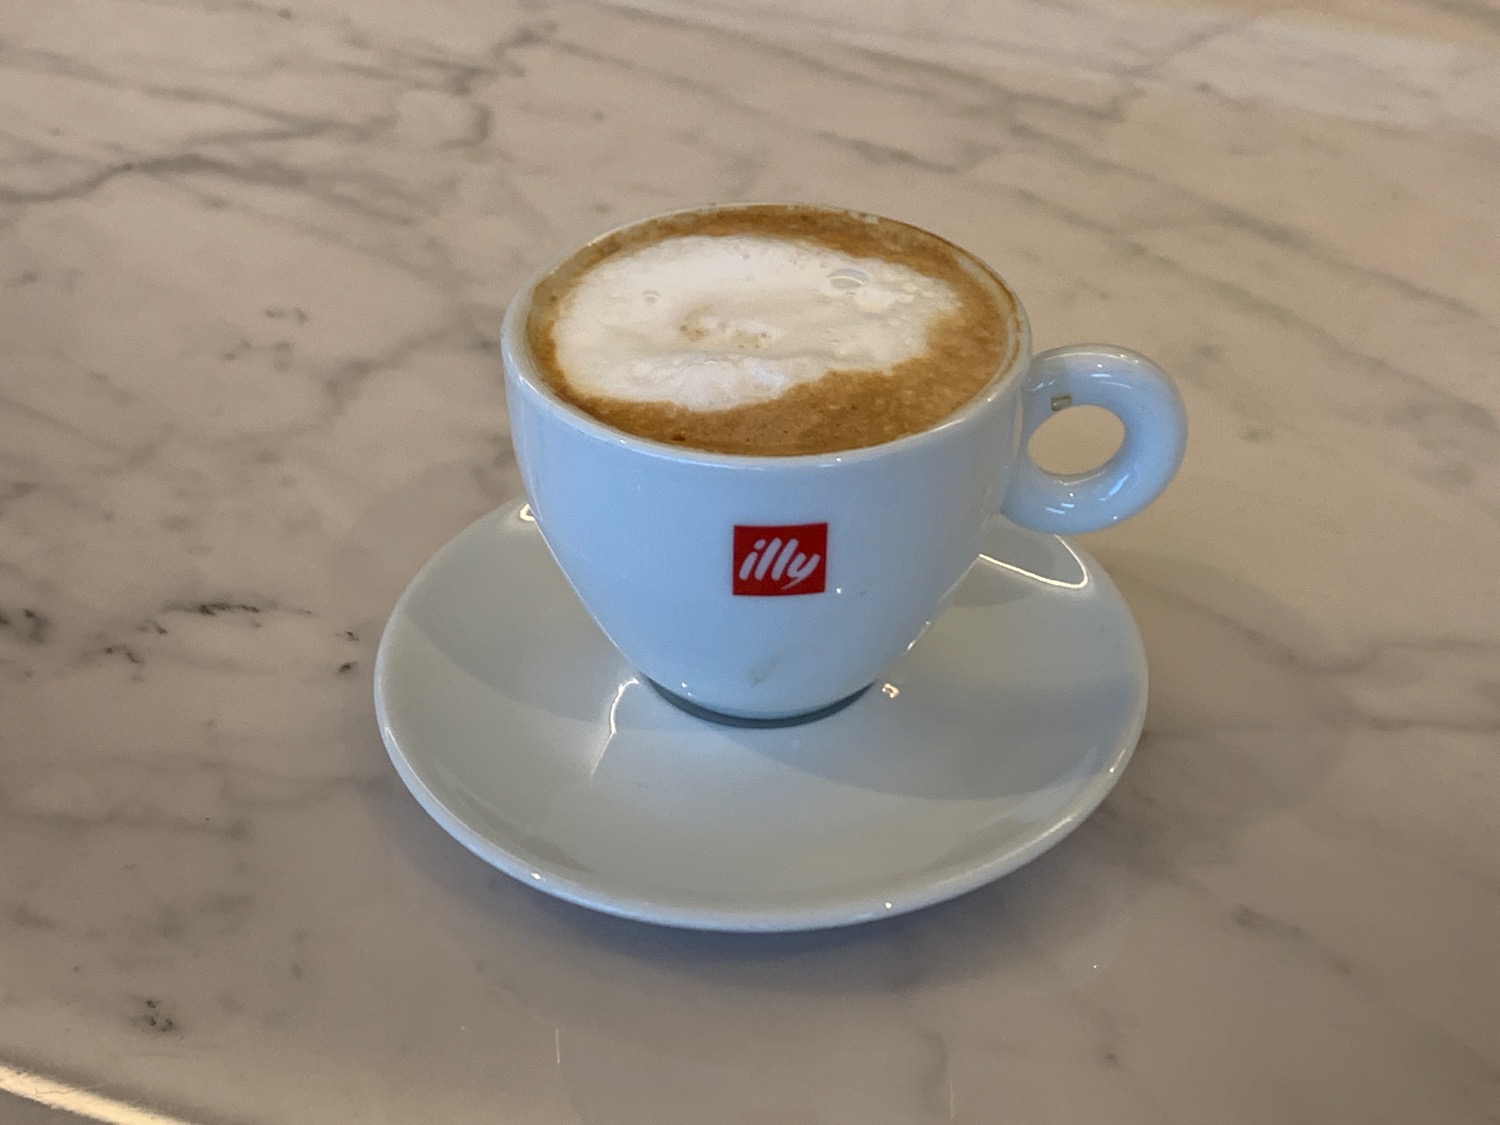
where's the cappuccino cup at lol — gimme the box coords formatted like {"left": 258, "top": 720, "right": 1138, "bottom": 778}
{"left": 501, "top": 204, "right": 1186, "bottom": 721}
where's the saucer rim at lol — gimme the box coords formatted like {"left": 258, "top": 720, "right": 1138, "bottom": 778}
{"left": 374, "top": 501, "right": 1146, "bottom": 932}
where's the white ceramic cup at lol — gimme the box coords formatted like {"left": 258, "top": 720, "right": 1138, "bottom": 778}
{"left": 501, "top": 206, "right": 1187, "bottom": 721}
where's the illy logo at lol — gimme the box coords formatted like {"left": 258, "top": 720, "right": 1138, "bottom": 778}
{"left": 733, "top": 523, "right": 827, "bottom": 596}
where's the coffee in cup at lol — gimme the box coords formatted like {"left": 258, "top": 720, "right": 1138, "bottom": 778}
{"left": 502, "top": 204, "right": 1187, "bottom": 721}
{"left": 524, "top": 205, "right": 1019, "bottom": 456}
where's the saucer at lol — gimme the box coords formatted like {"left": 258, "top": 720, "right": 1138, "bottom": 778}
{"left": 374, "top": 500, "right": 1146, "bottom": 932}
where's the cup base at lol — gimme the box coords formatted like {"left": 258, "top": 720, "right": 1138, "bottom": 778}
{"left": 644, "top": 679, "right": 872, "bottom": 728}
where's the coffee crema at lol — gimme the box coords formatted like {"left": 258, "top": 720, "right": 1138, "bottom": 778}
{"left": 525, "top": 205, "right": 1018, "bottom": 456}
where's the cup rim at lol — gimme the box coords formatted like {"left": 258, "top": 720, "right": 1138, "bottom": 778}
{"left": 499, "top": 202, "right": 1034, "bottom": 468}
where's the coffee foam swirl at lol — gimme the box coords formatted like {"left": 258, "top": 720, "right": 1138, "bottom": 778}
{"left": 550, "top": 235, "right": 959, "bottom": 413}
{"left": 526, "top": 206, "right": 1017, "bottom": 456}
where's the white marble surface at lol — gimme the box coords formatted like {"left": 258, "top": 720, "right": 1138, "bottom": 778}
{"left": 1, "top": 0, "right": 1497, "bottom": 1120}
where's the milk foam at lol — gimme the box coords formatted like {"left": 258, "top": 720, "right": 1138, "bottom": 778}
{"left": 550, "top": 234, "right": 959, "bottom": 412}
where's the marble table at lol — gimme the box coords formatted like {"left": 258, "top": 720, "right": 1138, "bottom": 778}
{"left": 2, "top": 0, "right": 1498, "bottom": 1121}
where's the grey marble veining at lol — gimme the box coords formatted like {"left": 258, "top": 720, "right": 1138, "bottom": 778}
{"left": 0, "top": 0, "right": 1497, "bottom": 1121}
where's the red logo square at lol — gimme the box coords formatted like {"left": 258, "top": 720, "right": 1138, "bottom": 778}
{"left": 733, "top": 524, "right": 828, "bottom": 596}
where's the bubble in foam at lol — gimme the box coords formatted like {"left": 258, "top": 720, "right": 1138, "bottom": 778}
{"left": 551, "top": 235, "right": 958, "bottom": 413}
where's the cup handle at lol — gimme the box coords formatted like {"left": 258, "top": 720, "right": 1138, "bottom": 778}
{"left": 999, "top": 345, "right": 1188, "bottom": 535}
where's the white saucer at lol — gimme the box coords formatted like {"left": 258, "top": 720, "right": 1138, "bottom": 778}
{"left": 374, "top": 500, "right": 1146, "bottom": 932}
